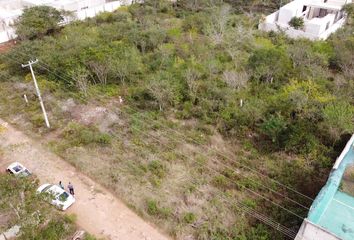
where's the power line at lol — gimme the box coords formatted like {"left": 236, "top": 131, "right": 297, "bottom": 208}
{"left": 108, "top": 123, "right": 298, "bottom": 239}
{"left": 2, "top": 51, "right": 311, "bottom": 208}
{"left": 118, "top": 115, "right": 306, "bottom": 221}
{"left": 119, "top": 107, "right": 311, "bottom": 210}
{"left": 1, "top": 52, "right": 300, "bottom": 239}
{"left": 122, "top": 105, "right": 314, "bottom": 202}
{"left": 17, "top": 52, "right": 312, "bottom": 202}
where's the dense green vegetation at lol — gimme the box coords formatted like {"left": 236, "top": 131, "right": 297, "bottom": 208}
{"left": 0, "top": 0, "right": 353, "bottom": 239}
{"left": 14, "top": 6, "right": 70, "bottom": 40}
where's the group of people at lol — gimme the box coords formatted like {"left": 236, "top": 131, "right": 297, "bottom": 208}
{"left": 59, "top": 181, "right": 75, "bottom": 196}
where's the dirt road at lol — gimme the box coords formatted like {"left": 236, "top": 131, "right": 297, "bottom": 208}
{"left": 0, "top": 119, "right": 170, "bottom": 240}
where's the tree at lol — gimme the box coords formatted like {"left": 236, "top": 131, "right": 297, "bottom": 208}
{"left": 14, "top": 6, "right": 66, "bottom": 40}
{"left": 205, "top": 5, "right": 231, "bottom": 45}
{"left": 108, "top": 42, "right": 143, "bottom": 84}
{"left": 331, "top": 35, "right": 354, "bottom": 79}
{"left": 147, "top": 72, "right": 177, "bottom": 111}
{"left": 287, "top": 40, "right": 329, "bottom": 79}
{"left": 70, "top": 67, "right": 91, "bottom": 96}
{"left": 248, "top": 47, "right": 292, "bottom": 83}
{"left": 343, "top": 3, "right": 354, "bottom": 25}
{"left": 222, "top": 70, "right": 249, "bottom": 90}
{"left": 184, "top": 67, "right": 201, "bottom": 103}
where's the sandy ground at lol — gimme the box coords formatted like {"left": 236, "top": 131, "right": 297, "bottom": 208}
{"left": 0, "top": 119, "right": 170, "bottom": 240}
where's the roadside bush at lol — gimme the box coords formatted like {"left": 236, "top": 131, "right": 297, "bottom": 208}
{"left": 146, "top": 199, "right": 171, "bottom": 219}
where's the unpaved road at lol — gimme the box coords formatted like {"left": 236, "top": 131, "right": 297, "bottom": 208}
{"left": 0, "top": 119, "right": 169, "bottom": 240}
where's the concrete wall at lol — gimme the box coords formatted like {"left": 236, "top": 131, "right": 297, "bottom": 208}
{"left": 295, "top": 219, "right": 341, "bottom": 240}
{"left": 76, "top": 1, "right": 124, "bottom": 19}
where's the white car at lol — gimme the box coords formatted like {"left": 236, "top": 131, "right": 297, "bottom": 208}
{"left": 6, "top": 162, "right": 31, "bottom": 177}
{"left": 37, "top": 184, "right": 75, "bottom": 211}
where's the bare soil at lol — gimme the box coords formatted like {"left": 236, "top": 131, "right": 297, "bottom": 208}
{"left": 0, "top": 119, "right": 170, "bottom": 240}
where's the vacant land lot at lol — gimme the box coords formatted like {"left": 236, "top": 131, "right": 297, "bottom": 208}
{"left": 0, "top": 80, "right": 311, "bottom": 239}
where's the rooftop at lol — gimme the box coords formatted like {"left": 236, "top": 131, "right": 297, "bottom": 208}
{"left": 306, "top": 135, "right": 354, "bottom": 240}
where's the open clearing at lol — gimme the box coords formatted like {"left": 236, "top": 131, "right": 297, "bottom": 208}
{"left": 0, "top": 118, "right": 169, "bottom": 240}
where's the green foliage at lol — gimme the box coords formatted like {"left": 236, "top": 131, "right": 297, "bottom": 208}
{"left": 212, "top": 175, "right": 228, "bottom": 188}
{"left": 260, "top": 114, "right": 287, "bottom": 144}
{"left": 20, "top": 216, "right": 76, "bottom": 240}
{"left": 2, "top": 2, "right": 354, "bottom": 239}
{"left": 343, "top": 3, "right": 354, "bottom": 25}
{"left": 288, "top": 16, "right": 304, "bottom": 29}
{"left": 0, "top": 175, "right": 76, "bottom": 239}
{"left": 322, "top": 101, "right": 354, "bottom": 141}
{"left": 148, "top": 160, "right": 166, "bottom": 178}
{"left": 14, "top": 6, "right": 65, "bottom": 40}
{"left": 146, "top": 199, "right": 171, "bottom": 218}
{"left": 63, "top": 122, "right": 112, "bottom": 146}
{"left": 248, "top": 47, "right": 292, "bottom": 83}
{"left": 182, "top": 212, "right": 196, "bottom": 224}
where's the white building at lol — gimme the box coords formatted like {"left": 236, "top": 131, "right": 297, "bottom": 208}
{"left": 0, "top": 0, "right": 133, "bottom": 43}
{"left": 259, "top": 0, "right": 352, "bottom": 40}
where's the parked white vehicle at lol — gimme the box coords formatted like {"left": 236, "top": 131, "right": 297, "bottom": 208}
{"left": 6, "top": 162, "right": 31, "bottom": 177}
{"left": 37, "top": 184, "right": 75, "bottom": 211}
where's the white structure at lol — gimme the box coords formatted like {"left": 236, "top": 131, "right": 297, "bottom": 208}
{"left": 259, "top": 0, "right": 352, "bottom": 40}
{"left": 0, "top": 0, "right": 133, "bottom": 43}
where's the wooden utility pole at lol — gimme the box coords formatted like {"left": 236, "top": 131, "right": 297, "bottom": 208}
{"left": 22, "top": 59, "right": 50, "bottom": 128}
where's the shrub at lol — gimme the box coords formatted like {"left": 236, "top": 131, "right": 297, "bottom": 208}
{"left": 63, "top": 122, "right": 112, "bottom": 146}
{"left": 259, "top": 114, "right": 288, "bottom": 144}
{"left": 183, "top": 212, "right": 196, "bottom": 224}
{"left": 146, "top": 199, "right": 171, "bottom": 218}
{"left": 147, "top": 199, "right": 159, "bottom": 216}
{"left": 289, "top": 17, "right": 304, "bottom": 29}
{"left": 248, "top": 47, "right": 292, "bottom": 83}
{"left": 148, "top": 160, "right": 166, "bottom": 178}
{"left": 212, "top": 175, "right": 228, "bottom": 188}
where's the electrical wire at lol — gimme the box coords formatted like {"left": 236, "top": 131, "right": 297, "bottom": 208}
{"left": 7, "top": 51, "right": 314, "bottom": 203}
{"left": 119, "top": 107, "right": 312, "bottom": 210}
{"left": 1, "top": 52, "right": 301, "bottom": 239}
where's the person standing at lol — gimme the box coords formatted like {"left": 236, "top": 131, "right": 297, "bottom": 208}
{"left": 68, "top": 182, "right": 75, "bottom": 196}
{"left": 59, "top": 181, "right": 64, "bottom": 190}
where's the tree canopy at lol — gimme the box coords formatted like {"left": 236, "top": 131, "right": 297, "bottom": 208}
{"left": 14, "top": 6, "right": 66, "bottom": 40}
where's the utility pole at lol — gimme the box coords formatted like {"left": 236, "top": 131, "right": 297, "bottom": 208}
{"left": 22, "top": 59, "right": 50, "bottom": 128}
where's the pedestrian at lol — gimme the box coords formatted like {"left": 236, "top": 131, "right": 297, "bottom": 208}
{"left": 59, "top": 181, "right": 64, "bottom": 190}
{"left": 68, "top": 182, "right": 75, "bottom": 196}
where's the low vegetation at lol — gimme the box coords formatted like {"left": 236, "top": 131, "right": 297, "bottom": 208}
{"left": 0, "top": 0, "right": 353, "bottom": 239}
{"left": 0, "top": 174, "right": 89, "bottom": 239}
